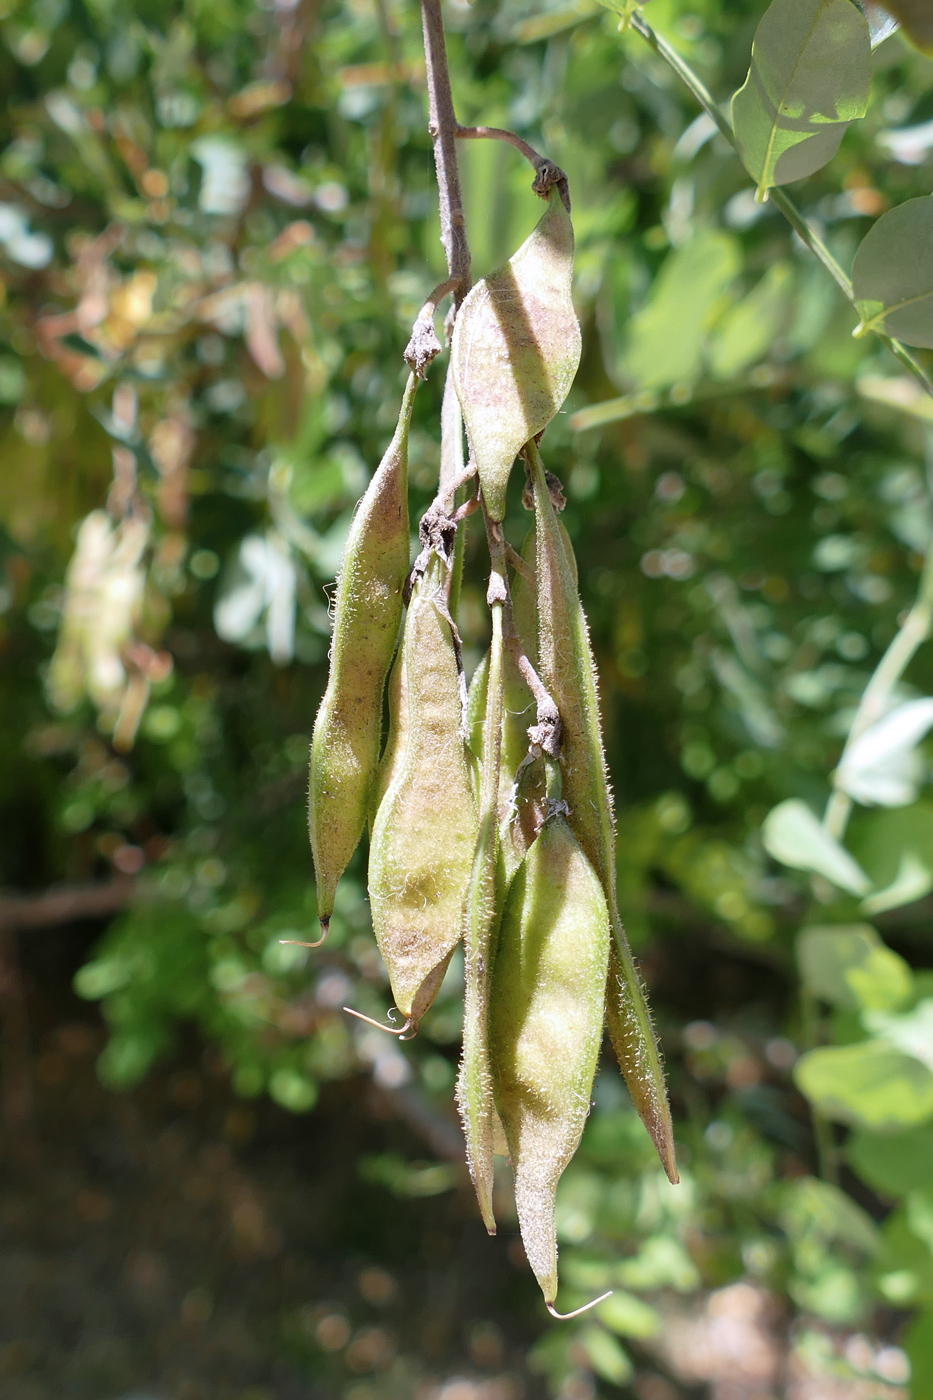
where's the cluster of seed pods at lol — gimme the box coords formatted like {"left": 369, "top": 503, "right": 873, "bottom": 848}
{"left": 307, "top": 183, "right": 677, "bottom": 1315}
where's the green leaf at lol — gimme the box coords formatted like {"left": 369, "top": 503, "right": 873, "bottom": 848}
{"left": 866, "top": 999, "right": 933, "bottom": 1070}
{"left": 358, "top": 1153, "right": 458, "bottom": 1198}
{"left": 780, "top": 1175, "right": 880, "bottom": 1253}
{"left": 596, "top": 1290, "right": 660, "bottom": 1339}
{"left": 731, "top": 0, "right": 871, "bottom": 199}
{"left": 708, "top": 263, "right": 792, "bottom": 380}
{"left": 579, "top": 1326, "right": 634, "bottom": 1385}
{"left": 795, "top": 1039, "right": 933, "bottom": 1128}
{"left": 906, "top": 1308, "right": 933, "bottom": 1400}
{"left": 853, "top": 196, "right": 933, "bottom": 347}
{"left": 761, "top": 799, "right": 872, "bottom": 894}
{"left": 849, "top": 1122, "right": 933, "bottom": 1197}
{"left": 620, "top": 230, "right": 740, "bottom": 390}
{"left": 268, "top": 1067, "right": 319, "bottom": 1113}
{"left": 797, "top": 924, "right": 913, "bottom": 1011}
{"left": 850, "top": 802, "right": 933, "bottom": 913}
{"left": 862, "top": 852, "right": 933, "bottom": 915}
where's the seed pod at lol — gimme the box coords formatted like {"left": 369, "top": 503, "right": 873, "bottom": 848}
{"left": 371, "top": 644, "right": 407, "bottom": 825}
{"left": 308, "top": 375, "right": 417, "bottom": 933}
{"left": 452, "top": 191, "right": 581, "bottom": 522}
{"left": 457, "top": 555, "right": 507, "bottom": 1233}
{"left": 501, "top": 533, "right": 547, "bottom": 880}
{"left": 369, "top": 555, "right": 477, "bottom": 1026}
{"left": 489, "top": 801, "right": 611, "bottom": 1306}
{"left": 466, "top": 648, "right": 489, "bottom": 767}
{"left": 441, "top": 362, "right": 467, "bottom": 622}
{"left": 528, "top": 441, "right": 677, "bottom": 1184}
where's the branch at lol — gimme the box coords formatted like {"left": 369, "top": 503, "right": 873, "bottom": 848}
{"left": 628, "top": 10, "right": 933, "bottom": 402}
{"left": 0, "top": 879, "right": 135, "bottom": 931}
{"left": 823, "top": 530, "right": 933, "bottom": 840}
{"left": 455, "top": 126, "right": 570, "bottom": 209}
{"left": 419, "top": 0, "right": 470, "bottom": 308}
{"left": 405, "top": 275, "right": 460, "bottom": 376}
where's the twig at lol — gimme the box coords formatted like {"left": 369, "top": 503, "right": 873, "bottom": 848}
{"left": 823, "top": 530, "right": 933, "bottom": 841}
{"left": 455, "top": 126, "right": 570, "bottom": 209}
{"left": 502, "top": 599, "right": 561, "bottom": 759}
{"left": 0, "top": 922, "right": 35, "bottom": 1164}
{"left": 505, "top": 540, "right": 535, "bottom": 585}
{"left": 0, "top": 878, "right": 135, "bottom": 930}
{"left": 419, "top": 0, "right": 470, "bottom": 308}
{"left": 405, "top": 275, "right": 460, "bottom": 376}
{"left": 628, "top": 10, "right": 933, "bottom": 401}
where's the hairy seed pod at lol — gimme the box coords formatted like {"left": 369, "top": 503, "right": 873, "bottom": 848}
{"left": 369, "top": 555, "right": 477, "bottom": 1026}
{"left": 452, "top": 191, "right": 581, "bottom": 522}
{"left": 371, "top": 643, "right": 407, "bottom": 824}
{"left": 528, "top": 441, "right": 677, "bottom": 1184}
{"left": 501, "top": 533, "right": 546, "bottom": 879}
{"left": 466, "top": 648, "right": 489, "bottom": 766}
{"left": 308, "top": 375, "right": 417, "bottom": 934}
{"left": 441, "top": 363, "right": 467, "bottom": 623}
{"left": 457, "top": 553, "right": 507, "bottom": 1233}
{"left": 465, "top": 551, "right": 541, "bottom": 879}
{"left": 489, "top": 800, "right": 611, "bottom": 1306}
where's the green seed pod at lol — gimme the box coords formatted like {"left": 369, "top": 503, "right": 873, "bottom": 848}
{"left": 371, "top": 643, "right": 407, "bottom": 825}
{"left": 441, "top": 362, "right": 467, "bottom": 624}
{"left": 465, "top": 544, "right": 542, "bottom": 880}
{"left": 466, "top": 648, "right": 490, "bottom": 767}
{"left": 501, "top": 533, "right": 546, "bottom": 880}
{"left": 369, "top": 555, "right": 477, "bottom": 1026}
{"left": 308, "top": 375, "right": 417, "bottom": 934}
{"left": 451, "top": 191, "right": 581, "bottom": 522}
{"left": 489, "top": 801, "right": 611, "bottom": 1306}
{"left": 457, "top": 560, "right": 507, "bottom": 1234}
{"left": 528, "top": 441, "right": 677, "bottom": 1185}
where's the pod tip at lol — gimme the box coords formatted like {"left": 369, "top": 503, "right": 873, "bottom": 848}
{"left": 280, "top": 918, "right": 328, "bottom": 950}
{"left": 546, "top": 1290, "right": 612, "bottom": 1321}
{"left": 342, "top": 1006, "right": 413, "bottom": 1038}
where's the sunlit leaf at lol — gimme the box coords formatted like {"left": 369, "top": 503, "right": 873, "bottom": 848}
{"left": 620, "top": 230, "right": 740, "bottom": 389}
{"left": 853, "top": 196, "right": 933, "bottom": 347}
{"left": 795, "top": 1039, "right": 933, "bottom": 1128}
{"left": 579, "top": 1326, "right": 633, "bottom": 1385}
{"left": 708, "top": 263, "right": 792, "bottom": 380}
{"left": 797, "top": 924, "right": 913, "bottom": 1011}
{"left": 836, "top": 697, "right": 933, "bottom": 807}
{"left": 596, "top": 1291, "right": 660, "bottom": 1339}
{"left": 851, "top": 804, "right": 933, "bottom": 912}
{"left": 761, "top": 799, "right": 872, "bottom": 894}
{"left": 849, "top": 1121, "right": 933, "bottom": 1197}
{"left": 862, "top": 851, "right": 933, "bottom": 915}
{"left": 865, "top": 999, "right": 933, "bottom": 1072}
{"left": 731, "top": 0, "right": 871, "bottom": 199}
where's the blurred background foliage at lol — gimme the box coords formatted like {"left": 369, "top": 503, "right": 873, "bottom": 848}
{"left": 3, "top": 0, "right": 933, "bottom": 1395}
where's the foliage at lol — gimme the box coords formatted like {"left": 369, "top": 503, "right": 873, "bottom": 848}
{"left": 3, "top": 0, "right": 933, "bottom": 1391}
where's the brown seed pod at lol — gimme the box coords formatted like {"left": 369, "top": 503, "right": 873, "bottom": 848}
{"left": 489, "top": 798, "right": 611, "bottom": 1306}
{"left": 369, "top": 555, "right": 477, "bottom": 1027}
{"left": 451, "top": 191, "right": 581, "bottom": 522}
{"left": 308, "top": 375, "right": 417, "bottom": 936}
{"left": 528, "top": 441, "right": 678, "bottom": 1185}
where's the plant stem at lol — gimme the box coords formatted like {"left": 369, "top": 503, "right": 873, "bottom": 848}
{"left": 800, "top": 986, "right": 839, "bottom": 1185}
{"left": 629, "top": 11, "right": 933, "bottom": 401}
{"left": 455, "top": 126, "right": 570, "bottom": 207}
{"left": 419, "top": 0, "right": 470, "bottom": 308}
{"left": 824, "top": 529, "right": 933, "bottom": 840}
